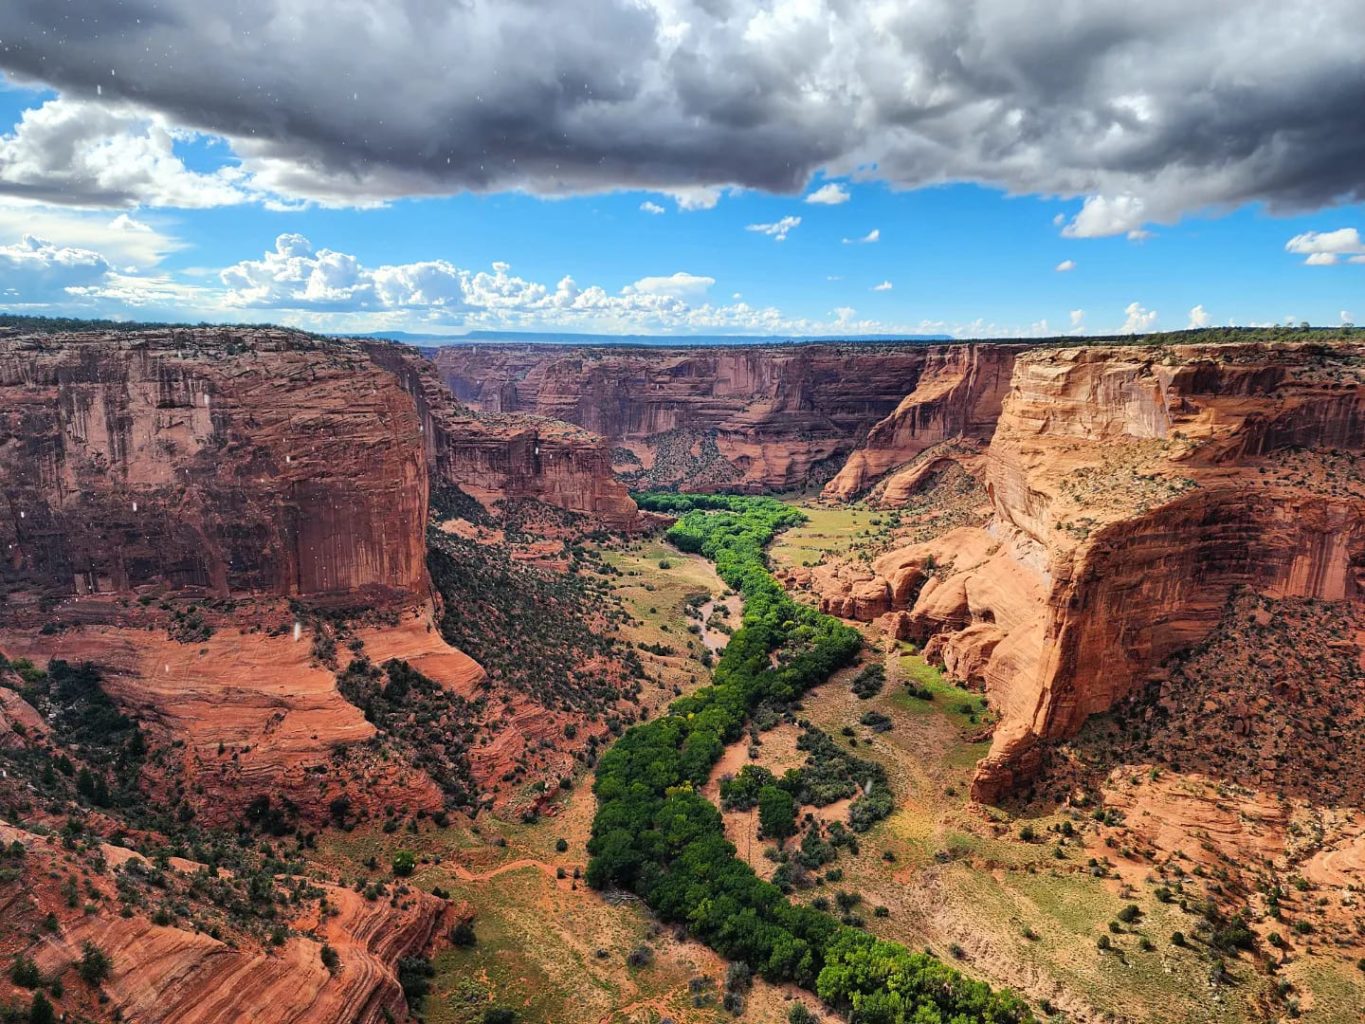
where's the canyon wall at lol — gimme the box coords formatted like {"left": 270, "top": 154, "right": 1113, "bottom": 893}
{"left": 823, "top": 344, "right": 1020, "bottom": 499}
{"left": 0, "top": 328, "right": 430, "bottom": 609}
{"left": 430, "top": 343, "right": 1027, "bottom": 492}
{"left": 363, "top": 341, "right": 638, "bottom": 529}
{"left": 813, "top": 339, "right": 1365, "bottom": 800}
{"left": 0, "top": 329, "right": 639, "bottom": 614}
{"left": 0, "top": 325, "right": 640, "bottom": 825}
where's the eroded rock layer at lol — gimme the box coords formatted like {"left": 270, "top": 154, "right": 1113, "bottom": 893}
{"left": 0, "top": 820, "right": 447, "bottom": 1024}
{"left": 812, "top": 340, "right": 1365, "bottom": 800}
{"left": 430, "top": 343, "right": 1027, "bottom": 492}
{"left": 1, "top": 328, "right": 430, "bottom": 608}
{"left": 363, "top": 341, "right": 639, "bottom": 529}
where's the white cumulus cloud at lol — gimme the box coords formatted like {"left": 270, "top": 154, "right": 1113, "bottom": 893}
{"left": 1055, "top": 259, "right": 1076, "bottom": 272}
{"left": 1285, "top": 227, "right": 1364, "bottom": 265}
{"left": 843, "top": 228, "right": 879, "bottom": 244}
{"left": 625, "top": 272, "right": 715, "bottom": 298}
{"left": 0, "top": 96, "right": 248, "bottom": 208}
{"left": 1120, "top": 301, "right": 1158, "bottom": 334}
{"left": 211, "top": 233, "right": 942, "bottom": 338}
{"left": 1063, "top": 194, "right": 1147, "bottom": 239}
{"left": 0, "top": 234, "right": 112, "bottom": 301}
{"left": 871, "top": 280, "right": 892, "bottom": 291}
{"left": 746, "top": 215, "right": 801, "bottom": 241}
{"left": 805, "top": 183, "right": 850, "bottom": 205}
{"left": 639, "top": 200, "right": 666, "bottom": 215}
{"left": 1187, "top": 304, "right": 1210, "bottom": 328}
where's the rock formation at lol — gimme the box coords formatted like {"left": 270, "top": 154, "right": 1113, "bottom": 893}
{"left": 0, "top": 328, "right": 430, "bottom": 609}
{"left": 430, "top": 343, "right": 1026, "bottom": 492}
{"left": 823, "top": 344, "right": 1019, "bottom": 499}
{"left": 363, "top": 341, "right": 639, "bottom": 529}
{"left": 812, "top": 339, "right": 1365, "bottom": 800}
{"left": 0, "top": 819, "right": 447, "bottom": 1024}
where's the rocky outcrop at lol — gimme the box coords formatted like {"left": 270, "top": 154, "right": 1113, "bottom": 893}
{"left": 823, "top": 344, "right": 1019, "bottom": 499}
{"left": 1, "top": 820, "right": 446, "bottom": 1024}
{"left": 810, "top": 339, "right": 1365, "bottom": 800}
{"left": 363, "top": 341, "right": 639, "bottom": 529}
{"left": 0, "top": 623, "right": 448, "bottom": 826}
{"left": 430, "top": 343, "right": 1028, "bottom": 492}
{"left": 0, "top": 328, "right": 430, "bottom": 609}
{"left": 0, "top": 329, "right": 639, "bottom": 616}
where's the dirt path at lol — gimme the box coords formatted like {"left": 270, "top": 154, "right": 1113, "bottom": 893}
{"left": 697, "top": 593, "right": 742, "bottom": 656}
{"left": 448, "top": 857, "right": 559, "bottom": 882}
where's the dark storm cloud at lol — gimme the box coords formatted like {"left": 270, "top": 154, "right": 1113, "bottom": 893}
{"left": 1, "top": 0, "right": 1363, "bottom": 226}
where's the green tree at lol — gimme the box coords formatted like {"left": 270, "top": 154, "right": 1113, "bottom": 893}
{"left": 76, "top": 941, "right": 111, "bottom": 986}
{"left": 10, "top": 955, "right": 41, "bottom": 989}
{"left": 392, "top": 850, "right": 417, "bottom": 877}
{"left": 758, "top": 785, "right": 796, "bottom": 844}
{"left": 29, "top": 992, "right": 55, "bottom": 1024}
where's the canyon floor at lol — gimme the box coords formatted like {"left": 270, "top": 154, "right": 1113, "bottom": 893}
{"left": 276, "top": 499, "right": 1363, "bottom": 1024}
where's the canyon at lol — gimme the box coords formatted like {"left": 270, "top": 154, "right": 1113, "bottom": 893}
{"left": 431, "top": 342, "right": 1028, "bottom": 493}
{"left": 435, "top": 334, "right": 1365, "bottom": 801}
{"left": 3, "top": 322, "right": 1364, "bottom": 1023}
{"left": 0, "top": 326, "right": 645, "bottom": 1023}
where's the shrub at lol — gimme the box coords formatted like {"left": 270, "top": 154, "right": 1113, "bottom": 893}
{"left": 397, "top": 956, "right": 435, "bottom": 1010}
{"left": 10, "top": 955, "right": 40, "bottom": 988}
{"left": 850, "top": 664, "right": 885, "bottom": 699}
{"left": 76, "top": 941, "right": 112, "bottom": 986}
{"left": 392, "top": 850, "right": 417, "bottom": 877}
{"left": 28, "top": 992, "right": 55, "bottom": 1024}
{"left": 450, "top": 919, "right": 477, "bottom": 946}
{"left": 626, "top": 946, "right": 654, "bottom": 968}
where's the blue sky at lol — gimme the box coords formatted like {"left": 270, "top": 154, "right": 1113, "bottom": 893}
{"left": 2, "top": 1, "right": 1364, "bottom": 338}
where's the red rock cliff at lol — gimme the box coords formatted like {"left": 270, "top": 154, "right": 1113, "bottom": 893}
{"left": 0, "top": 328, "right": 429, "bottom": 607}
{"left": 430, "top": 343, "right": 1023, "bottom": 492}
{"left": 813, "top": 340, "right": 1365, "bottom": 800}
{"left": 823, "top": 344, "right": 1020, "bottom": 499}
{"left": 363, "top": 341, "right": 639, "bottom": 529}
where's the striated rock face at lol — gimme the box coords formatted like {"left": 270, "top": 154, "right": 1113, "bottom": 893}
{"left": 0, "top": 328, "right": 430, "bottom": 608}
{"left": 0, "top": 623, "right": 448, "bottom": 826}
{"left": 430, "top": 343, "right": 1026, "bottom": 492}
{"left": 823, "top": 344, "right": 1020, "bottom": 499}
{"left": 363, "top": 342, "right": 639, "bottom": 529}
{"left": 0, "top": 329, "right": 638, "bottom": 615}
{"left": 811, "top": 340, "right": 1365, "bottom": 800}
{"left": 1, "top": 820, "right": 446, "bottom": 1024}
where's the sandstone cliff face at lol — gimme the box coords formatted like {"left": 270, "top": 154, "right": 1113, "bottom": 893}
{"left": 363, "top": 342, "right": 639, "bottom": 529}
{"left": 823, "top": 344, "right": 1020, "bottom": 499}
{"left": 0, "top": 329, "right": 638, "bottom": 615}
{"left": 0, "top": 820, "right": 446, "bottom": 1024}
{"left": 430, "top": 343, "right": 1013, "bottom": 492}
{"left": 0, "top": 327, "right": 638, "bottom": 824}
{"left": 0, "top": 328, "right": 429, "bottom": 608}
{"left": 813, "top": 340, "right": 1365, "bottom": 800}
